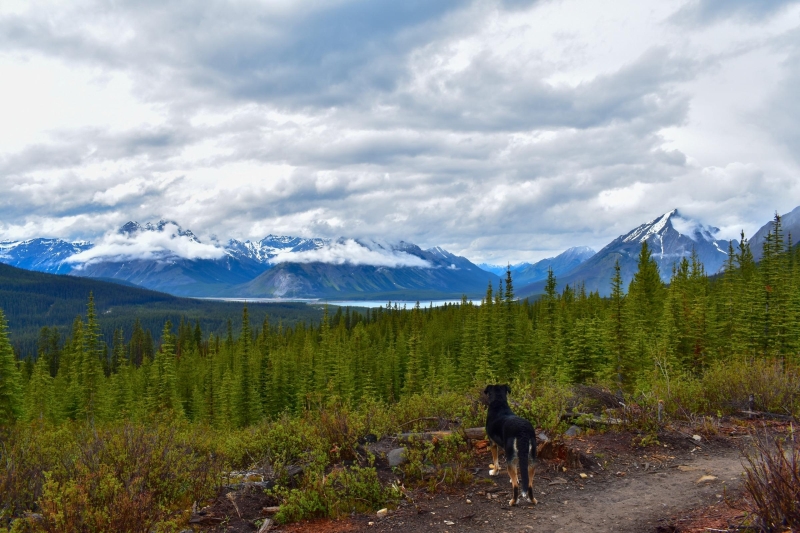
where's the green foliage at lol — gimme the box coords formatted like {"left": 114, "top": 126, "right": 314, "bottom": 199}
{"left": 33, "top": 424, "right": 218, "bottom": 533}
{"left": 509, "top": 377, "right": 573, "bottom": 433}
{"left": 397, "top": 433, "right": 473, "bottom": 491}
{"left": 0, "top": 309, "right": 21, "bottom": 426}
{"left": 272, "top": 465, "right": 396, "bottom": 523}
{"left": 0, "top": 422, "right": 220, "bottom": 532}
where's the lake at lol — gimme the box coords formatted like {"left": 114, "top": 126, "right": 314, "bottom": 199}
{"left": 195, "top": 297, "right": 478, "bottom": 308}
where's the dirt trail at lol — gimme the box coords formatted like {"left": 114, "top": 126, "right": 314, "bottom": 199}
{"left": 528, "top": 451, "right": 744, "bottom": 532}
{"left": 351, "top": 434, "right": 750, "bottom": 533}
{"left": 204, "top": 429, "right": 757, "bottom": 533}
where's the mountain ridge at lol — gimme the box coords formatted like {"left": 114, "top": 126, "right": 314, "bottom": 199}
{"left": 518, "top": 209, "right": 734, "bottom": 297}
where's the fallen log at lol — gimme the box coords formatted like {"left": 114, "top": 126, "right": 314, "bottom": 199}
{"left": 739, "top": 410, "right": 795, "bottom": 421}
{"left": 561, "top": 413, "right": 623, "bottom": 426}
{"left": 397, "top": 427, "right": 487, "bottom": 442}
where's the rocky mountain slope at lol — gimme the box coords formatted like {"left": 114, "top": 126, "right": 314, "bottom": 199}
{"left": 238, "top": 242, "right": 499, "bottom": 299}
{"left": 518, "top": 209, "right": 733, "bottom": 297}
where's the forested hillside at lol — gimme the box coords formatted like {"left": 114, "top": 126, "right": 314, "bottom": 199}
{"left": 0, "top": 263, "right": 323, "bottom": 356}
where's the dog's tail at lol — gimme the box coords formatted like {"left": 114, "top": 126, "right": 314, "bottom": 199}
{"left": 518, "top": 434, "right": 534, "bottom": 500}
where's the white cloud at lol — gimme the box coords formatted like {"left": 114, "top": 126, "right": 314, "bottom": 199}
{"left": 269, "top": 239, "right": 432, "bottom": 268}
{"left": 66, "top": 223, "right": 225, "bottom": 266}
{"left": 0, "top": 0, "right": 799, "bottom": 265}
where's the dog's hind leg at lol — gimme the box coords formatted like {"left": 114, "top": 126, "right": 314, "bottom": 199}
{"left": 489, "top": 442, "right": 501, "bottom": 476}
{"left": 527, "top": 462, "right": 537, "bottom": 504}
{"left": 507, "top": 463, "right": 519, "bottom": 506}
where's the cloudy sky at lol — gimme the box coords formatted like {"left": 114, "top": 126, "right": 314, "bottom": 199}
{"left": 1, "top": 0, "right": 799, "bottom": 264}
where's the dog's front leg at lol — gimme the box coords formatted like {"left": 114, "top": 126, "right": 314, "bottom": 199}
{"left": 489, "top": 442, "right": 501, "bottom": 476}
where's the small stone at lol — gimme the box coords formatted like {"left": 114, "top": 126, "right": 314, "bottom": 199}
{"left": 692, "top": 434, "right": 702, "bottom": 442}
{"left": 697, "top": 475, "right": 718, "bottom": 483}
{"left": 377, "top": 508, "right": 389, "bottom": 518}
{"left": 549, "top": 477, "right": 568, "bottom": 485}
{"left": 564, "top": 425, "right": 582, "bottom": 437}
{"left": 444, "top": 520, "right": 455, "bottom": 525}
{"left": 368, "top": 522, "right": 375, "bottom": 526}
{"left": 579, "top": 473, "right": 588, "bottom": 479}
{"left": 387, "top": 448, "right": 407, "bottom": 467}
{"left": 466, "top": 499, "right": 472, "bottom": 504}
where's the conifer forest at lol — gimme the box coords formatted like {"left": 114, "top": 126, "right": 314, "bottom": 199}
{"left": 0, "top": 216, "right": 798, "bottom": 531}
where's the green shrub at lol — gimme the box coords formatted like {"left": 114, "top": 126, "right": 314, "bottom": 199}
{"left": 646, "top": 358, "right": 800, "bottom": 419}
{"left": 0, "top": 422, "right": 77, "bottom": 525}
{"left": 272, "top": 465, "right": 396, "bottom": 523}
{"left": 220, "top": 414, "right": 328, "bottom": 477}
{"left": 398, "top": 433, "right": 473, "bottom": 491}
{"left": 510, "top": 377, "right": 572, "bottom": 432}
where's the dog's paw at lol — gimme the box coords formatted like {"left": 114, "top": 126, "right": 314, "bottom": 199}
{"left": 489, "top": 468, "right": 497, "bottom": 476}
{"left": 508, "top": 499, "right": 517, "bottom": 506}
{"left": 531, "top": 497, "right": 538, "bottom": 505}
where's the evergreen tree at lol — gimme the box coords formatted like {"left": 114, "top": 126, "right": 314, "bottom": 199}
{"left": 235, "top": 306, "right": 261, "bottom": 427}
{"left": 149, "top": 321, "right": 180, "bottom": 416}
{"left": 608, "top": 259, "right": 628, "bottom": 391}
{"left": 0, "top": 309, "right": 22, "bottom": 425}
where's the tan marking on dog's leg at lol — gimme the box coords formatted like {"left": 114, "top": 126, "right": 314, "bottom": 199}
{"left": 507, "top": 464, "right": 519, "bottom": 506}
{"left": 489, "top": 442, "right": 500, "bottom": 476}
{"left": 528, "top": 464, "right": 537, "bottom": 504}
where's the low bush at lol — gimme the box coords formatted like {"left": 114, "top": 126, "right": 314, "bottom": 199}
{"left": 398, "top": 433, "right": 473, "bottom": 491}
{"left": 743, "top": 430, "right": 800, "bottom": 532}
{"left": 510, "top": 377, "right": 573, "bottom": 433}
{"left": 1, "top": 422, "right": 221, "bottom": 533}
{"left": 272, "top": 464, "right": 396, "bottom": 523}
{"left": 0, "top": 422, "right": 77, "bottom": 525}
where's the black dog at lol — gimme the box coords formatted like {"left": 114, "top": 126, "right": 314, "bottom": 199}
{"left": 484, "top": 384, "right": 537, "bottom": 506}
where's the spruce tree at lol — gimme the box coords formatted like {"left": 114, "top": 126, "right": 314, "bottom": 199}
{"left": 235, "top": 306, "right": 261, "bottom": 427}
{"left": 608, "top": 259, "right": 627, "bottom": 391}
{"left": 0, "top": 309, "right": 22, "bottom": 425}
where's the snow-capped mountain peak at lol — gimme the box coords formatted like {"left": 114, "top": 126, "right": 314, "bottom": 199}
{"left": 622, "top": 209, "right": 678, "bottom": 243}
{"left": 119, "top": 220, "right": 200, "bottom": 242}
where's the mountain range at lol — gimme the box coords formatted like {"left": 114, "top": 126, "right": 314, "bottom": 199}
{"left": 0, "top": 207, "right": 796, "bottom": 300}
{"left": 479, "top": 246, "right": 597, "bottom": 286}
{"left": 0, "top": 222, "right": 499, "bottom": 299}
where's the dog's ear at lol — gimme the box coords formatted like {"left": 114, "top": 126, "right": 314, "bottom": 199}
{"left": 483, "top": 385, "right": 490, "bottom": 395}
{"left": 505, "top": 384, "right": 511, "bottom": 394}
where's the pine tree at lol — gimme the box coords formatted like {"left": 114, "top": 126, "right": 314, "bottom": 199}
{"left": 149, "top": 321, "right": 180, "bottom": 416}
{"left": 0, "top": 309, "right": 22, "bottom": 425}
{"left": 608, "top": 259, "right": 628, "bottom": 391}
{"left": 25, "top": 355, "right": 53, "bottom": 421}
{"left": 235, "top": 306, "right": 261, "bottom": 427}
{"left": 84, "top": 293, "right": 106, "bottom": 374}
{"left": 403, "top": 303, "right": 423, "bottom": 395}
{"left": 626, "top": 241, "right": 665, "bottom": 381}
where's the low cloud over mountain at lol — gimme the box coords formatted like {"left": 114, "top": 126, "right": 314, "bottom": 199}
{"left": 66, "top": 222, "right": 225, "bottom": 266}
{"left": 268, "top": 239, "right": 432, "bottom": 268}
